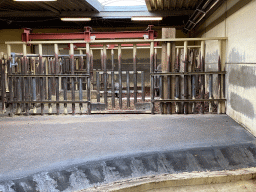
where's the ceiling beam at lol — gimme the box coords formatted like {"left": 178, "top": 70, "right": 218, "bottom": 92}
{"left": 38, "top": 2, "right": 60, "bottom": 14}
{"left": 145, "top": 0, "right": 152, "bottom": 11}
{"left": 0, "top": 10, "right": 194, "bottom": 18}
{"left": 84, "top": 0, "right": 103, "bottom": 12}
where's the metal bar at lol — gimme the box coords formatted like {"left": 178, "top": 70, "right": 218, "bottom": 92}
{"left": 111, "top": 71, "right": 115, "bottom": 108}
{"left": 90, "top": 49, "right": 93, "bottom": 80}
{"left": 8, "top": 62, "right": 14, "bottom": 116}
{"left": 64, "top": 77, "right": 67, "bottom": 114}
{"left": 175, "top": 47, "right": 180, "bottom": 114}
{"left": 133, "top": 44, "right": 137, "bottom": 104}
{"left": 150, "top": 42, "right": 154, "bottom": 114}
{"left": 127, "top": 71, "right": 130, "bottom": 108}
{"left": 86, "top": 43, "right": 91, "bottom": 114}
{"left": 79, "top": 77, "right": 83, "bottom": 114}
{"left": 6, "top": 37, "right": 228, "bottom": 45}
{"left": 118, "top": 44, "right": 122, "bottom": 109}
{"left": 209, "top": 74, "right": 213, "bottom": 113}
{"left": 103, "top": 44, "right": 107, "bottom": 106}
{"left": 79, "top": 50, "right": 84, "bottom": 70}
{"left": 70, "top": 43, "right": 75, "bottom": 115}
{"left": 154, "top": 99, "right": 226, "bottom": 102}
{"left": 141, "top": 71, "right": 145, "bottom": 102}
{"left": 167, "top": 42, "right": 171, "bottom": 114}
{"left": 11, "top": 100, "right": 90, "bottom": 104}
{"left": 39, "top": 44, "right": 44, "bottom": 115}
{"left": 183, "top": 41, "right": 188, "bottom": 114}
{"left": 150, "top": 71, "right": 226, "bottom": 75}
{"left": 111, "top": 49, "right": 114, "bottom": 71}
{"left": 200, "top": 41, "right": 205, "bottom": 114}
{"left": 8, "top": 74, "right": 89, "bottom": 77}
{"left": 159, "top": 75, "right": 163, "bottom": 114}
{"left": 1, "top": 59, "right": 6, "bottom": 113}
{"left": 54, "top": 44, "right": 60, "bottom": 115}
{"left": 192, "top": 75, "right": 196, "bottom": 113}
{"left": 96, "top": 72, "right": 100, "bottom": 102}
{"left": 87, "top": 77, "right": 91, "bottom": 114}
{"left": 23, "top": 44, "right": 29, "bottom": 116}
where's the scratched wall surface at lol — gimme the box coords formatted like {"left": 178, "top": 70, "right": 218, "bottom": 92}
{"left": 195, "top": 0, "right": 256, "bottom": 134}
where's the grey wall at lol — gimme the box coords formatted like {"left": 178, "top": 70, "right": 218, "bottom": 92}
{"left": 194, "top": 0, "right": 256, "bottom": 134}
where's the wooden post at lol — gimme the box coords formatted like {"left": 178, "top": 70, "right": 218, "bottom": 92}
{"left": 200, "top": 41, "right": 205, "bottom": 114}
{"left": 161, "top": 28, "right": 176, "bottom": 114}
{"left": 218, "top": 40, "right": 226, "bottom": 114}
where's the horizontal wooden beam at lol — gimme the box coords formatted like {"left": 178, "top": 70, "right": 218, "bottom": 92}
{"left": 5, "top": 37, "right": 228, "bottom": 45}
{"left": 0, "top": 9, "right": 194, "bottom": 18}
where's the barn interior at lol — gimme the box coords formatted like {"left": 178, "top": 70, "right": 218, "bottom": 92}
{"left": 1, "top": 0, "right": 256, "bottom": 191}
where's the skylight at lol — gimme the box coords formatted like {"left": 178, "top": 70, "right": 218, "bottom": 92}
{"left": 98, "top": 0, "right": 146, "bottom": 6}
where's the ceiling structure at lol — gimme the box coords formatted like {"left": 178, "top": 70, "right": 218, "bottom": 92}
{"left": 0, "top": 0, "right": 225, "bottom": 32}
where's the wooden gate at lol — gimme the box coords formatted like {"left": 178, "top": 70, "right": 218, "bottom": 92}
{"left": 2, "top": 37, "right": 227, "bottom": 116}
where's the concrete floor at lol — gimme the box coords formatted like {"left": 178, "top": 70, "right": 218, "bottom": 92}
{"left": 0, "top": 114, "right": 256, "bottom": 192}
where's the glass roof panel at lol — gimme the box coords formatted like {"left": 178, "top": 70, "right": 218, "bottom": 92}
{"left": 98, "top": 0, "right": 146, "bottom": 6}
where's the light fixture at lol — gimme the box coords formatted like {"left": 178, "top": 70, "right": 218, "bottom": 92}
{"left": 131, "top": 16, "right": 163, "bottom": 21}
{"left": 61, "top": 18, "right": 91, "bottom": 21}
{"left": 14, "top": 0, "right": 57, "bottom": 1}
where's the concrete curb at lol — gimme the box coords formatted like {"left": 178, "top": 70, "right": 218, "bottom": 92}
{"left": 79, "top": 167, "right": 256, "bottom": 192}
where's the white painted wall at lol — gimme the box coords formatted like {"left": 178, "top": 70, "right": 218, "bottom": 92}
{"left": 195, "top": 0, "right": 256, "bottom": 135}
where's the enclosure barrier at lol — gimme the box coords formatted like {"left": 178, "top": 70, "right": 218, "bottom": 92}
{"left": 2, "top": 37, "right": 227, "bottom": 115}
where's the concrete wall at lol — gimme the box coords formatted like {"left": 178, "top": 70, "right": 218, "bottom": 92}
{"left": 194, "top": 0, "right": 256, "bottom": 134}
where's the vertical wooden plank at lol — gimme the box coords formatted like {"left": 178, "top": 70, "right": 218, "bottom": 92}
{"left": 161, "top": 28, "right": 176, "bottom": 114}
{"left": 150, "top": 41, "right": 154, "bottom": 114}
{"left": 127, "top": 71, "right": 130, "bottom": 108}
{"left": 200, "top": 40, "right": 205, "bottom": 114}
{"left": 39, "top": 44, "right": 44, "bottom": 115}
{"left": 133, "top": 44, "right": 137, "bottom": 104}
{"left": 86, "top": 43, "right": 91, "bottom": 114}
{"left": 70, "top": 43, "right": 75, "bottom": 115}
{"left": 118, "top": 44, "right": 122, "bottom": 109}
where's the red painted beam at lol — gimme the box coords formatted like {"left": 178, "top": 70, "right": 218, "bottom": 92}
{"left": 21, "top": 26, "right": 158, "bottom": 43}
